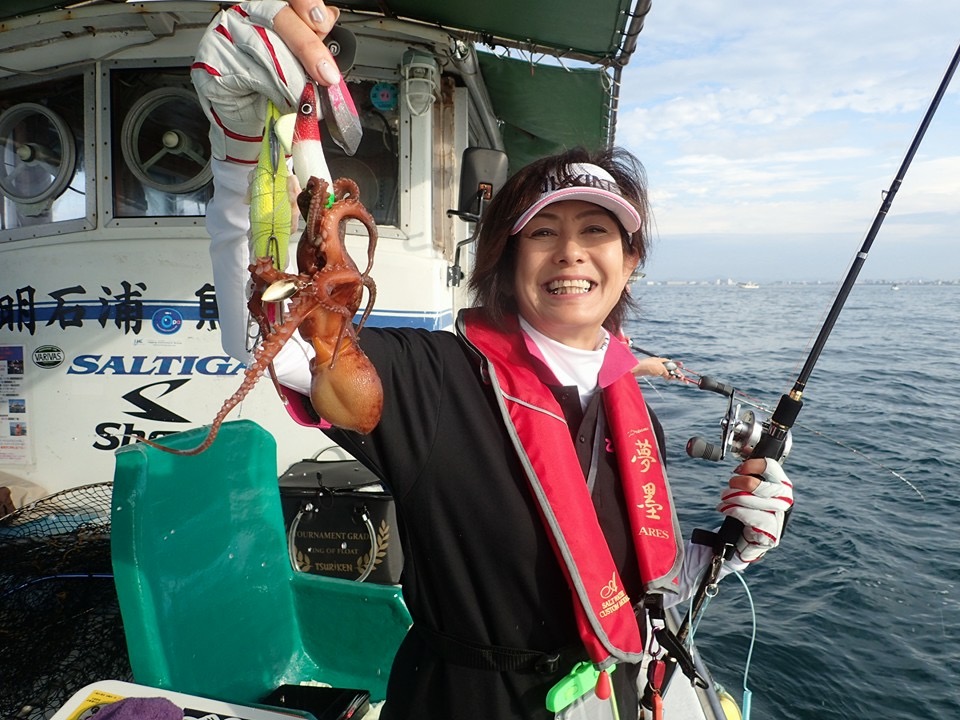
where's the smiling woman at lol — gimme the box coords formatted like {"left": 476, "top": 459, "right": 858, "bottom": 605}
{"left": 230, "top": 143, "right": 796, "bottom": 720}
{"left": 493, "top": 154, "right": 646, "bottom": 350}
{"left": 468, "top": 149, "right": 650, "bottom": 340}
{"left": 513, "top": 198, "right": 639, "bottom": 349}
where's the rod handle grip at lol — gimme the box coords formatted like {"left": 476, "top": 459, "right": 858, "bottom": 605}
{"left": 715, "top": 429, "right": 790, "bottom": 557}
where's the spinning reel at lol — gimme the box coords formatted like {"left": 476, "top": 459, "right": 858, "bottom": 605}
{"left": 685, "top": 376, "right": 792, "bottom": 463}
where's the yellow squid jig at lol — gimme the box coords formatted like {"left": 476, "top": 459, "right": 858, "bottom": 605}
{"left": 249, "top": 100, "right": 292, "bottom": 272}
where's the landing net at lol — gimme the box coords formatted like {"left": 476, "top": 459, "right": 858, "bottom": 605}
{"left": 0, "top": 482, "right": 133, "bottom": 719}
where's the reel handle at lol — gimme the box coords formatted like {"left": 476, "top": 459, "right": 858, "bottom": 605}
{"left": 698, "top": 376, "right": 734, "bottom": 396}
{"left": 686, "top": 436, "right": 723, "bottom": 462}
{"left": 686, "top": 376, "right": 736, "bottom": 464}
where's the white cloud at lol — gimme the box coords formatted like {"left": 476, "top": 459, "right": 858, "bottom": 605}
{"left": 616, "top": 0, "right": 960, "bottom": 279}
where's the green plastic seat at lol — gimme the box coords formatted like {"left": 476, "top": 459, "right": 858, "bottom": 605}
{"left": 111, "top": 419, "right": 410, "bottom": 704}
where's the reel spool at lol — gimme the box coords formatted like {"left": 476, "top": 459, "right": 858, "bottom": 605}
{"left": 686, "top": 378, "right": 792, "bottom": 463}
{"left": 324, "top": 25, "right": 357, "bottom": 72}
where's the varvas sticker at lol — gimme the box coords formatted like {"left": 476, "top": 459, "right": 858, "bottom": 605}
{"left": 32, "top": 345, "right": 65, "bottom": 368}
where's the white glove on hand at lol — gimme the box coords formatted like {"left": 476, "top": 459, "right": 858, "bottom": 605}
{"left": 191, "top": 1, "right": 309, "bottom": 164}
{"left": 717, "top": 458, "right": 794, "bottom": 563}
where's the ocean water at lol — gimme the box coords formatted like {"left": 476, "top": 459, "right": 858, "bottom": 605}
{"left": 622, "top": 282, "right": 960, "bottom": 720}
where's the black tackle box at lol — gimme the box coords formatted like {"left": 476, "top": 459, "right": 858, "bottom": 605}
{"left": 278, "top": 459, "right": 403, "bottom": 584}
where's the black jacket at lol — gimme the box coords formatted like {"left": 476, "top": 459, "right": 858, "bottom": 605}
{"left": 324, "top": 326, "right": 667, "bottom": 720}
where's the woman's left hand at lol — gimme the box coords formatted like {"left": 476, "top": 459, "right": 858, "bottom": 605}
{"left": 717, "top": 457, "right": 794, "bottom": 563}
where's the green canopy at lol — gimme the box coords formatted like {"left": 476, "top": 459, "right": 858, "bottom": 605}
{"left": 1, "top": 0, "right": 649, "bottom": 62}
{"left": 339, "top": 0, "right": 650, "bottom": 169}
{"left": 339, "top": 0, "right": 651, "bottom": 169}
{"left": 477, "top": 54, "right": 612, "bottom": 173}
{"left": 339, "top": 0, "right": 646, "bottom": 62}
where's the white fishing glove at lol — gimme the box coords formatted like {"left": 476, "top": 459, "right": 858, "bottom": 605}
{"left": 191, "top": 1, "right": 310, "bottom": 164}
{"left": 194, "top": 2, "right": 302, "bottom": 363}
{"left": 192, "top": 0, "right": 344, "bottom": 163}
{"left": 717, "top": 458, "right": 794, "bottom": 564}
{"left": 194, "top": 3, "right": 321, "bottom": 386}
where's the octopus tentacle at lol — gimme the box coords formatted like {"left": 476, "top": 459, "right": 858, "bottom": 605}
{"left": 141, "top": 174, "right": 383, "bottom": 454}
{"left": 356, "top": 276, "right": 377, "bottom": 334}
{"left": 136, "top": 277, "right": 326, "bottom": 456}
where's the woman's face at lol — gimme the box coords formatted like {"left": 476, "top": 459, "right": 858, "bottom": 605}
{"left": 513, "top": 199, "right": 639, "bottom": 349}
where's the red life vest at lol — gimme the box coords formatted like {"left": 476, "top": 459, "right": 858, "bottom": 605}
{"left": 459, "top": 309, "right": 683, "bottom": 668}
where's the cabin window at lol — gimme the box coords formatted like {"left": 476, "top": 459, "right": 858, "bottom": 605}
{"left": 0, "top": 76, "right": 88, "bottom": 235}
{"left": 105, "top": 70, "right": 397, "bottom": 227}
{"left": 324, "top": 79, "right": 399, "bottom": 227}
{"left": 109, "top": 68, "right": 214, "bottom": 219}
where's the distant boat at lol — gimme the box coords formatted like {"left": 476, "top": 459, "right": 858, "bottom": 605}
{"left": 738, "top": 281, "right": 760, "bottom": 289}
{"left": 892, "top": 284, "right": 900, "bottom": 290}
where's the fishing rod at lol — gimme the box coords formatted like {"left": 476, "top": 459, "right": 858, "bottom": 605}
{"left": 650, "top": 39, "right": 960, "bottom": 705}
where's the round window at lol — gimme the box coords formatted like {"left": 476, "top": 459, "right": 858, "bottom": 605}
{"left": 0, "top": 102, "right": 76, "bottom": 205}
{"left": 120, "top": 87, "right": 212, "bottom": 194}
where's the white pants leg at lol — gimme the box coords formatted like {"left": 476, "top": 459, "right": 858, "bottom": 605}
{"left": 206, "top": 158, "right": 314, "bottom": 394}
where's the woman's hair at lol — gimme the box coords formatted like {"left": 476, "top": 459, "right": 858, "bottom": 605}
{"left": 468, "top": 146, "right": 651, "bottom": 333}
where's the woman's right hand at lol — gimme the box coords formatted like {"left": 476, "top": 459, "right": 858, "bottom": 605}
{"left": 192, "top": 0, "right": 344, "bottom": 164}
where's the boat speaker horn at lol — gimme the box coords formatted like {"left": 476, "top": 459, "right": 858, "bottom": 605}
{"left": 120, "top": 87, "right": 212, "bottom": 194}
{"left": 0, "top": 102, "right": 76, "bottom": 208}
{"left": 324, "top": 25, "right": 357, "bottom": 73}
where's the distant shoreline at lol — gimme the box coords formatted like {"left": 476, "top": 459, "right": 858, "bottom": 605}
{"left": 634, "top": 278, "right": 959, "bottom": 286}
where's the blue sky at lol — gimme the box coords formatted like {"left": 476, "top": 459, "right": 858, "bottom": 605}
{"left": 616, "top": 1, "right": 959, "bottom": 282}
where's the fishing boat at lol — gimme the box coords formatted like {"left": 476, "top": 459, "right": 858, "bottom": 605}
{"left": 0, "top": 2, "right": 741, "bottom": 718}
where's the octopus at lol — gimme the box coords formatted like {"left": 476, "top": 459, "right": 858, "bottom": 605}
{"left": 143, "top": 176, "right": 383, "bottom": 456}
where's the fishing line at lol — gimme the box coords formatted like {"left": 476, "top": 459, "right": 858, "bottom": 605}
{"left": 788, "top": 42, "right": 960, "bottom": 397}
{"left": 682, "top": 566, "right": 758, "bottom": 720}
{"left": 703, "top": 378, "right": 923, "bottom": 499}
{"left": 730, "top": 571, "right": 757, "bottom": 720}
{"left": 636, "top": 376, "right": 669, "bottom": 400}
{"left": 686, "top": 583, "right": 712, "bottom": 642}
{"left": 737, "top": 396, "right": 925, "bottom": 500}
{"left": 634, "top": 346, "right": 923, "bottom": 497}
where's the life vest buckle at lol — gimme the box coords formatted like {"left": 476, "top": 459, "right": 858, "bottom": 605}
{"left": 535, "top": 651, "right": 561, "bottom": 674}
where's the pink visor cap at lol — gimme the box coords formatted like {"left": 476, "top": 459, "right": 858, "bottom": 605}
{"left": 509, "top": 162, "right": 642, "bottom": 236}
